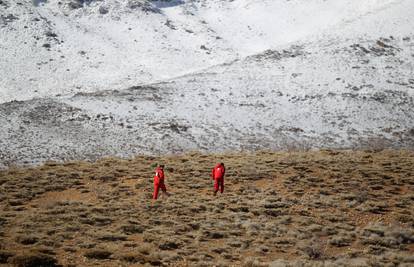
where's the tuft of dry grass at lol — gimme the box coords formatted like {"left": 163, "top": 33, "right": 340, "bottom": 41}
{"left": 84, "top": 249, "right": 112, "bottom": 260}
{"left": 0, "top": 250, "right": 14, "bottom": 263}
{"left": 8, "top": 252, "right": 58, "bottom": 267}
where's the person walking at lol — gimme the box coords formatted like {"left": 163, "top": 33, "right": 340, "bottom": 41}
{"left": 211, "top": 162, "right": 225, "bottom": 195}
{"left": 153, "top": 164, "right": 169, "bottom": 200}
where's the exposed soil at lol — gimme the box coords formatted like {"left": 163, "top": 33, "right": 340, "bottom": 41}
{"left": 0, "top": 150, "right": 413, "bottom": 266}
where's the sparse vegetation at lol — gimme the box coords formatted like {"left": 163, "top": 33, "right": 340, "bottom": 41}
{"left": 0, "top": 150, "right": 413, "bottom": 265}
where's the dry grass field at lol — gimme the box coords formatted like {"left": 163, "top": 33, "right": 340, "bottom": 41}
{"left": 0, "top": 150, "right": 413, "bottom": 266}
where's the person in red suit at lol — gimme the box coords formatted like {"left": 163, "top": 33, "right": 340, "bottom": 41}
{"left": 211, "top": 163, "right": 225, "bottom": 195}
{"left": 153, "top": 164, "right": 169, "bottom": 200}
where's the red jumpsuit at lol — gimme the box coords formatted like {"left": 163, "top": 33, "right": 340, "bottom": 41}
{"left": 153, "top": 167, "right": 167, "bottom": 200}
{"left": 212, "top": 163, "right": 225, "bottom": 194}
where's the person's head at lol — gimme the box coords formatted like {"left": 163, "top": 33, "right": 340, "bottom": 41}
{"left": 159, "top": 164, "right": 165, "bottom": 169}
{"left": 220, "top": 162, "right": 224, "bottom": 167}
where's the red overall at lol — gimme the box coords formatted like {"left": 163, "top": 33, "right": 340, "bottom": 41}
{"left": 153, "top": 167, "right": 167, "bottom": 199}
{"left": 212, "top": 163, "right": 225, "bottom": 194}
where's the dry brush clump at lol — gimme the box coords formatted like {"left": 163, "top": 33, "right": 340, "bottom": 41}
{"left": 0, "top": 150, "right": 413, "bottom": 266}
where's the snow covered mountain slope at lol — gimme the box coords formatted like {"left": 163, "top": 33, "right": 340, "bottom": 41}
{"left": 1, "top": 0, "right": 414, "bottom": 167}
{"left": 0, "top": 0, "right": 401, "bottom": 103}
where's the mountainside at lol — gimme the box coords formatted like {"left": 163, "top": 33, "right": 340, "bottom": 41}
{"left": 1, "top": 0, "right": 414, "bottom": 167}
{"left": 0, "top": 150, "right": 413, "bottom": 266}
{"left": 1, "top": 2, "right": 414, "bottom": 266}
{"left": 1, "top": 0, "right": 402, "bottom": 102}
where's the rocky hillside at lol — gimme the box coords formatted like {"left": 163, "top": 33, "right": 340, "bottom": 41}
{"left": 1, "top": 0, "right": 414, "bottom": 167}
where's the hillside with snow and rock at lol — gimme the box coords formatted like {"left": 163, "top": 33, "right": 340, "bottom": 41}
{"left": 1, "top": 0, "right": 414, "bottom": 167}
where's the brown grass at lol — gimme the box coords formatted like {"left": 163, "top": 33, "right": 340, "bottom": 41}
{"left": 0, "top": 150, "right": 413, "bottom": 266}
